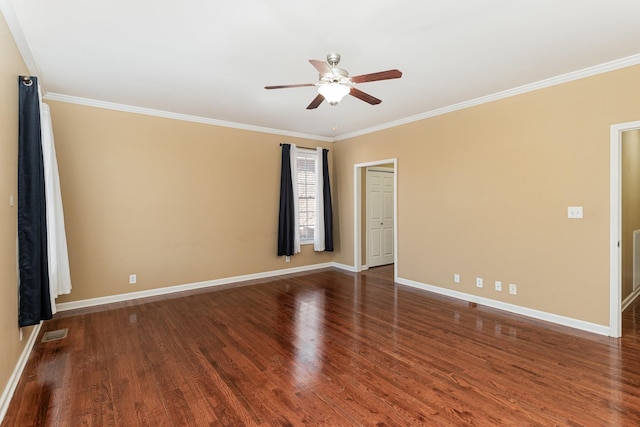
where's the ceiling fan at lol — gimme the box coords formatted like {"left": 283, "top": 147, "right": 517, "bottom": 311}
{"left": 265, "top": 53, "right": 402, "bottom": 109}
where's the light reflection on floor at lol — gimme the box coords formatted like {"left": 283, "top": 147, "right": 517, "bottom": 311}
{"left": 293, "top": 289, "right": 325, "bottom": 387}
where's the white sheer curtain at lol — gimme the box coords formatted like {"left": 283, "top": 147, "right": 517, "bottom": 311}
{"left": 314, "top": 147, "right": 325, "bottom": 251}
{"left": 289, "top": 144, "right": 301, "bottom": 254}
{"left": 39, "top": 88, "right": 72, "bottom": 313}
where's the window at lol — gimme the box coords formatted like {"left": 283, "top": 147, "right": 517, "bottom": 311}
{"left": 296, "top": 149, "right": 317, "bottom": 243}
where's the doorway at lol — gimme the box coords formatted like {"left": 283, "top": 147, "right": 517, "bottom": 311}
{"left": 610, "top": 120, "right": 640, "bottom": 337}
{"left": 353, "top": 159, "right": 397, "bottom": 281}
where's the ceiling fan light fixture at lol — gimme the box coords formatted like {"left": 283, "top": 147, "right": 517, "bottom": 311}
{"left": 318, "top": 83, "right": 350, "bottom": 106}
{"left": 265, "top": 54, "right": 401, "bottom": 109}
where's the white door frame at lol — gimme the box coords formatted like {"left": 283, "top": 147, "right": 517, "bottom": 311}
{"left": 610, "top": 120, "right": 640, "bottom": 337}
{"left": 354, "top": 158, "right": 398, "bottom": 282}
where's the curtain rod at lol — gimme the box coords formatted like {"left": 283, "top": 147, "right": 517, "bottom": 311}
{"left": 279, "top": 143, "right": 328, "bottom": 152}
{"left": 21, "top": 76, "right": 33, "bottom": 87}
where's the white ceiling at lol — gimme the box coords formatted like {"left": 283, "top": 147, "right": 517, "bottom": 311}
{"left": 3, "top": 0, "right": 640, "bottom": 140}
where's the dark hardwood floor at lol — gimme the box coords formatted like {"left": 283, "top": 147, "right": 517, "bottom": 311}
{"left": 4, "top": 265, "right": 640, "bottom": 426}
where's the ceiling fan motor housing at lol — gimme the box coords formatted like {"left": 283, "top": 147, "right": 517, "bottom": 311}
{"left": 322, "top": 53, "right": 350, "bottom": 83}
{"left": 320, "top": 67, "right": 350, "bottom": 84}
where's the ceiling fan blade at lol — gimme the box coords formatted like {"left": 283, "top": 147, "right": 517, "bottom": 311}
{"left": 349, "top": 87, "right": 382, "bottom": 105}
{"left": 309, "top": 59, "right": 333, "bottom": 76}
{"left": 306, "top": 94, "right": 325, "bottom": 109}
{"left": 265, "top": 83, "right": 315, "bottom": 89}
{"left": 350, "top": 69, "right": 402, "bottom": 84}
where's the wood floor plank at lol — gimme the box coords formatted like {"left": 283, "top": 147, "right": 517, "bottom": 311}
{"left": 5, "top": 265, "right": 640, "bottom": 426}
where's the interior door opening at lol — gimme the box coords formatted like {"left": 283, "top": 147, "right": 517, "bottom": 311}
{"left": 353, "top": 159, "right": 398, "bottom": 282}
{"left": 611, "top": 121, "right": 640, "bottom": 338}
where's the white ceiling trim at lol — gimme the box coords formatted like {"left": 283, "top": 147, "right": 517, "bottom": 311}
{"left": 9, "top": 0, "right": 640, "bottom": 145}
{"left": 43, "top": 93, "right": 334, "bottom": 143}
{"left": 0, "top": 0, "right": 43, "bottom": 82}
{"left": 45, "top": 49, "right": 640, "bottom": 144}
{"left": 336, "top": 53, "right": 640, "bottom": 142}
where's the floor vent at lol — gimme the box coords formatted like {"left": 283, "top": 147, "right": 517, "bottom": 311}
{"left": 41, "top": 328, "right": 68, "bottom": 343}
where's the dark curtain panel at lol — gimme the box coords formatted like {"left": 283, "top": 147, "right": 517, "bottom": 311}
{"left": 18, "top": 76, "right": 52, "bottom": 327}
{"left": 322, "top": 149, "right": 334, "bottom": 251}
{"left": 277, "top": 144, "right": 295, "bottom": 256}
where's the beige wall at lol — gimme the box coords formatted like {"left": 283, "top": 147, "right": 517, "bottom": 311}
{"left": 0, "top": 12, "right": 37, "bottom": 408}
{"left": 50, "top": 102, "right": 334, "bottom": 302}
{"left": 622, "top": 130, "right": 640, "bottom": 300}
{"left": 334, "top": 65, "right": 640, "bottom": 326}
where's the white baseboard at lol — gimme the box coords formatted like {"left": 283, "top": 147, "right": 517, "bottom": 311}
{"left": 332, "top": 262, "right": 357, "bottom": 273}
{"left": 396, "top": 276, "right": 610, "bottom": 336}
{"left": 0, "top": 323, "right": 42, "bottom": 424}
{"left": 622, "top": 287, "right": 640, "bottom": 312}
{"left": 57, "top": 262, "right": 350, "bottom": 312}
{"left": 56, "top": 264, "right": 610, "bottom": 337}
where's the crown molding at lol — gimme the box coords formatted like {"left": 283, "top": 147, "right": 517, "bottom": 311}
{"left": 335, "top": 53, "right": 640, "bottom": 141}
{"left": 43, "top": 93, "right": 335, "bottom": 143}
{"left": 33, "top": 50, "right": 640, "bottom": 144}
{"left": 0, "top": 0, "right": 44, "bottom": 86}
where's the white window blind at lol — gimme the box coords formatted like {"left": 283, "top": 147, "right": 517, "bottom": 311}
{"left": 296, "top": 149, "right": 316, "bottom": 242}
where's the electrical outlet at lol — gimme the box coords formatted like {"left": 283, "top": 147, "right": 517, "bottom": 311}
{"left": 129, "top": 274, "right": 137, "bottom": 284}
{"left": 509, "top": 283, "right": 517, "bottom": 295}
{"left": 495, "top": 281, "right": 502, "bottom": 292}
{"left": 568, "top": 206, "right": 583, "bottom": 219}
{"left": 454, "top": 273, "right": 460, "bottom": 283}
{"left": 476, "top": 277, "right": 483, "bottom": 288}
